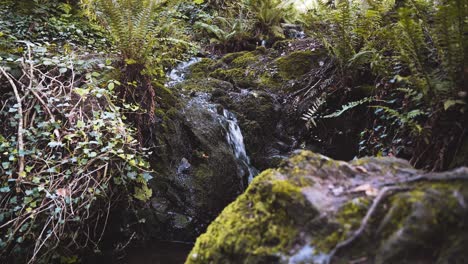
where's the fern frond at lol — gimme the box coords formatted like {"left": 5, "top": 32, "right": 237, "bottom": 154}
{"left": 323, "top": 97, "right": 374, "bottom": 119}
{"left": 301, "top": 97, "right": 325, "bottom": 128}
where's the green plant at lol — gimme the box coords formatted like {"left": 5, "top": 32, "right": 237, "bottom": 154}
{"left": 245, "top": 0, "right": 296, "bottom": 40}
{"left": 0, "top": 44, "right": 152, "bottom": 263}
{"left": 195, "top": 16, "right": 253, "bottom": 52}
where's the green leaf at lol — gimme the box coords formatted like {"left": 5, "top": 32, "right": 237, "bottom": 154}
{"left": 0, "top": 186, "right": 10, "bottom": 193}
{"left": 74, "top": 88, "right": 90, "bottom": 97}
{"left": 134, "top": 184, "right": 152, "bottom": 201}
{"left": 76, "top": 120, "right": 85, "bottom": 128}
{"left": 444, "top": 99, "right": 465, "bottom": 111}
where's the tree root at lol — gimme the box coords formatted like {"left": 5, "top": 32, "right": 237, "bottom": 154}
{"left": 327, "top": 167, "right": 468, "bottom": 264}
{"left": 326, "top": 186, "right": 411, "bottom": 264}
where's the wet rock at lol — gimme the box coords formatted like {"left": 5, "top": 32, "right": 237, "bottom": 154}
{"left": 186, "top": 151, "right": 468, "bottom": 264}
{"left": 144, "top": 95, "right": 251, "bottom": 241}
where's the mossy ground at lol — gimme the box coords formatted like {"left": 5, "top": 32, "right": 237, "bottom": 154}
{"left": 275, "top": 50, "right": 319, "bottom": 80}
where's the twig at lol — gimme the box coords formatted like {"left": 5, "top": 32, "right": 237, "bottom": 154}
{"left": 0, "top": 67, "right": 25, "bottom": 179}
{"left": 383, "top": 167, "right": 468, "bottom": 187}
{"left": 327, "top": 186, "right": 411, "bottom": 264}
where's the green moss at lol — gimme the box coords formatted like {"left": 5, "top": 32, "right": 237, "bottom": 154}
{"left": 179, "top": 78, "right": 233, "bottom": 92}
{"left": 275, "top": 51, "right": 318, "bottom": 80}
{"left": 209, "top": 68, "right": 256, "bottom": 88}
{"left": 194, "top": 164, "right": 214, "bottom": 185}
{"left": 315, "top": 197, "right": 371, "bottom": 252}
{"left": 188, "top": 58, "right": 217, "bottom": 79}
{"left": 230, "top": 52, "right": 260, "bottom": 68}
{"left": 272, "top": 40, "right": 291, "bottom": 50}
{"left": 154, "top": 83, "right": 177, "bottom": 107}
{"left": 258, "top": 72, "right": 283, "bottom": 90}
{"left": 220, "top": 51, "right": 249, "bottom": 64}
{"left": 186, "top": 169, "right": 317, "bottom": 264}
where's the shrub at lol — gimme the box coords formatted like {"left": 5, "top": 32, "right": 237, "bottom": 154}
{"left": 0, "top": 44, "right": 152, "bottom": 263}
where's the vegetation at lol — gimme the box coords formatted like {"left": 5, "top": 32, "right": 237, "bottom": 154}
{"left": 0, "top": 0, "right": 466, "bottom": 262}
{"left": 299, "top": 0, "right": 467, "bottom": 169}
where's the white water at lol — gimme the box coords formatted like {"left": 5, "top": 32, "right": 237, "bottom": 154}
{"left": 167, "top": 58, "right": 258, "bottom": 184}
{"left": 166, "top": 57, "right": 202, "bottom": 87}
{"left": 222, "top": 109, "right": 258, "bottom": 183}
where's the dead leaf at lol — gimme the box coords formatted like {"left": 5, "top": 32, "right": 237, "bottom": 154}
{"left": 351, "top": 184, "right": 378, "bottom": 196}
{"left": 354, "top": 166, "right": 368, "bottom": 174}
{"left": 56, "top": 188, "right": 71, "bottom": 197}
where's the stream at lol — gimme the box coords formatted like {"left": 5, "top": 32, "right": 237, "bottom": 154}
{"left": 122, "top": 58, "right": 258, "bottom": 264}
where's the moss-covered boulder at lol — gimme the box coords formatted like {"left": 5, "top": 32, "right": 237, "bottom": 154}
{"left": 275, "top": 50, "right": 320, "bottom": 80}
{"left": 186, "top": 151, "right": 468, "bottom": 264}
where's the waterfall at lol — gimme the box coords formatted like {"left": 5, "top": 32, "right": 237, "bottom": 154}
{"left": 167, "top": 58, "right": 259, "bottom": 184}
{"left": 222, "top": 109, "right": 258, "bottom": 183}
{"left": 166, "top": 57, "right": 201, "bottom": 87}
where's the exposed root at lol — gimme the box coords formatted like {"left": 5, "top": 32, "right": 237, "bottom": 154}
{"left": 328, "top": 167, "right": 468, "bottom": 263}
{"left": 327, "top": 186, "right": 411, "bottom": 264}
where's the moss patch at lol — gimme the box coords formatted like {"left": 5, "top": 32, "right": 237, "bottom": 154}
{"left": 209, "top": 68, "right": 256, "bottom": 88}
{"left": 230, "top": 52, "right": 260, "bottom": 68}
{"left": 188, "top": 58, "right": 217, "bottom": 79}
{"left": 275, "top": 50, "right": 318, "bottom": 80}
{"left": 186, "top": 168, "right": 318, "bottom": 264}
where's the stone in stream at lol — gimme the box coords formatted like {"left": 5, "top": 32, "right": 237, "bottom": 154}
{"left": 139, "top": 61, "right": 258, "bottom": 241}
{"left": 186, "top": 151, "right": 468, "bottom": 264}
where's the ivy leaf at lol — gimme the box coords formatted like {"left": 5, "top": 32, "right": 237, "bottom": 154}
{"left": 134, "top": 185, "right": 152, "bottom": 201}
{"left": 74, "top": 88, "right": 90, "bottom": 97}
{"left": 0, "top": 186, "right": 10, "bottom": 193}
{"left": 444, "top": 99, "right": 465, "bottom": 111}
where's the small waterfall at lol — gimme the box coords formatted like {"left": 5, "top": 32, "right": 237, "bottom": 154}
{"left": 166, "top": 57, "right": 201, "bottom": 87}
{"left": 167, "top": 58, "right": 258, "bottom": 184}
{"left": 222, "top": 110, "right": 258, "bottom": 183}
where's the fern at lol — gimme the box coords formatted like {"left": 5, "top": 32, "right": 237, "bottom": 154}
{"left": 245, "top": 0, "right": 296, "bottom": 39}
{"left": 195, "top": 16, "right": 252, "bottom": 52}
{"left": 432, "top": 0, "right": 466, "bottom": 90}
{"left": 371, "top": 106, "right": 424, "bottom": 135}
{"left": 393, "top": 7, "right": 434, "bottom": 96}
{"left": 323, "top": 97, "right": 374, "bottom": 119}
{"left": 301, "top": 97, "right": 325, "bottom": 128}
{"left": 83, "top": 0, "right": 164, "bottom": 66}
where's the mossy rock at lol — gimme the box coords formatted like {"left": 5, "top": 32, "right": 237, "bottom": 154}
{"left": 187, "top": 151, "right": 468, "bottom": 263}
{"left": 186, "top": 169, "right": 318, "bottom": 264}
{"left": 188, "top": 58, "right": 217, "bottom": 79}
{"left": 257, "top": 71, "right": 283, "bottom": 90}
{"left": 177, "top": 78, "right": 234, "bottom": 93}
{"left": 154, "top": 83, "right": 178, "bottom": 108}
{"left": 209, "top": 68, "right": 256, "bottom": 88}
{"left": 275, "top": 50, "right": 319, "bottom": 80}
{"left": 220, "top": 51, "right": 250, "bottom": 64}
{"left": 230, "top": 52, "right": 260, "bottom": 68}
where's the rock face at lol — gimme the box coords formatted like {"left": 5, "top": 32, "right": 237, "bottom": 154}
{"left": 141, "top": 86, "right": 253, "bottom": 241}
{"left": 186, "top": 151, "right": 468, "bottom": 264}
{"left": 181, "top": 44, "right": 365, "bottom": 171}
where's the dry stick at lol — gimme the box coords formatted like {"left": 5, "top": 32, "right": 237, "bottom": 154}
{"left": 326, "top": 186, "right": 411, "bottom": 264}
{"left": 0, "top": 67, "right": 25, "bottom": 179}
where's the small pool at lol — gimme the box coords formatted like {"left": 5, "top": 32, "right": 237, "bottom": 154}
{"left": 120, "top": 241, "right": 194, "bottom": 264}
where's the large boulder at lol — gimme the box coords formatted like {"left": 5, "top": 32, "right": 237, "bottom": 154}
{"left": 141, "top": 88, "right": 250, "bottom": 241}
{"left": 186, "top": 151, "right": 468, "bottom": 264}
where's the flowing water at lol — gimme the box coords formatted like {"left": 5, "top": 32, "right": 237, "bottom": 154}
{"left": 222, "top": 109, "right": 258, "bottom": 182}
{"left": 122, "top": 59, "right": 259, "bottom": 264}
{"left": 166, "top": 57, "right": 202, "bottom": 87}
{"left": 169, "top": 58, "right": 258, "bottom": 185}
